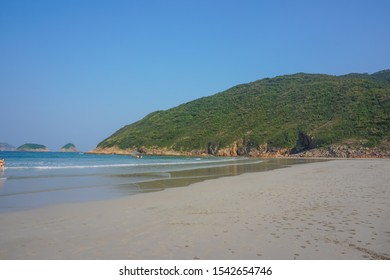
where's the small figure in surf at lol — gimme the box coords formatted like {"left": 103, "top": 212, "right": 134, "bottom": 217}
{"left": 0, "top": 159, "right": 4, "bottom": 171}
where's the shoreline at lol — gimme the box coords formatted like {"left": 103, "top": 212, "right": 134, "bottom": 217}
{"left": 88, "top": 145, "right": 390, "bottom": 159}
{"left": 0, "top": 159, "right": 389, "bottom": 259}
{"left": 0, "top": 157, "right": 312, "bottom": 213}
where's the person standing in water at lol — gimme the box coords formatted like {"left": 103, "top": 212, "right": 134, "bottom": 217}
{"left": 0, "top": 159, "right": 4, "bottom": 181}
{"left": 0, "top": 159, "right": 4, "bottom": 172}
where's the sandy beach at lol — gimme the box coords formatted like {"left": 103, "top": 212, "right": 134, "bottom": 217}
{"left": 0, "top": 159, "right": 389, "bottom": 260}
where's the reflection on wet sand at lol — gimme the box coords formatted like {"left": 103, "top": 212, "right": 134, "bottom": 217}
{"left": 131, "top": 158, "right": 327, "bottom": 192}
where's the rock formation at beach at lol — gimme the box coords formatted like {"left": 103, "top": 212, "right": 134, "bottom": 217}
{"left": 91, "top": 70, "right": 390, "bottom": 158}
{"left": 17, "top": 143, "right": 50, "bottom": 152}
{"left": 60, "top": 143, "right": 78, "bottom": 152}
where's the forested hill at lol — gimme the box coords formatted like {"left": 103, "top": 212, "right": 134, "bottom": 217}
{"left": 17, "top": 143, "right": 49, "bottom": 152}
{"left": 93, "top": 70, "right": 390, "bottom": 157}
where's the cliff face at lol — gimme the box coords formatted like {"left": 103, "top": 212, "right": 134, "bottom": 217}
{"left": 196, "top": 136, "right": 390, "bottom": 158}
{"left": 291, "top": 144, "right": 390, "bottom": 158}
{"left": 93, "top": 70, "right": 390, "bottom": 158}
{"left": 88, "top": 146, "right": 195, "bottom": 156}
{"left": 89, "top": 143, "right": 390, "bottom": 158}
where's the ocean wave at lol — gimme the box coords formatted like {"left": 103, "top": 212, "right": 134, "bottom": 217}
{"left": 4, "top": 158, "right": 239, "bottom": 170}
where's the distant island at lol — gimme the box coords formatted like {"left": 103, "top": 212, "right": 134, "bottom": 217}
{"left": 0, "top": 142, "right": 16, "bottom": 151}
{"left": 60, "top": 143, "right": 79, "bottom": 152}
{"left": 17, "top": 143, "right": 50, "bottom": 152}
{"left": 1, "top": 142, "right": 80, "bottom": 152}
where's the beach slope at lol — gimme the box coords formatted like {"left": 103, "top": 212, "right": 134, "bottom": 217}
{"left": 0, "top": 159, "right": 389, "bottom": 259}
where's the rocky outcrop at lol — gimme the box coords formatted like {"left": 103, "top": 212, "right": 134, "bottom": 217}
{"left": 87, "top": 146, "right": 136, "bottom": 155}
{"left": 291, "top": 132, "right": 318, "bottom": 154}
{"left": 212, "top": 139, "right": 390, "bottom": 158}
{"left": 294, "top": 145, "right": 390, "bottom": 158}
{"left": 89, "top": 144, "right": 390, "bottom": 159}
{"left": 87, "top": 146, "right": 195, "bottom": 156}
{"left": 205, "top": 133, "right": 390, "bottom": 158}
{"left": 89, "top": 137, "right": 390, "bottom": 159}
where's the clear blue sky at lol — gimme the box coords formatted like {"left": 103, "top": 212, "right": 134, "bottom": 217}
{"left": 1, "top": 0, "right": 389, "bottom": 151}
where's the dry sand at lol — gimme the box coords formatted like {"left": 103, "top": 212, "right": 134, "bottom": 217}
{"left": 0, "top": 159, "right": 389, "bottom": 259}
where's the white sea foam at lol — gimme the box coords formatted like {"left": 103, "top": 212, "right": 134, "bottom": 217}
{"left": 0, "top": 152, "right": 266, "bottom": 212}
{"left": 4, "top": 158, "right": 239, "bottom": 170}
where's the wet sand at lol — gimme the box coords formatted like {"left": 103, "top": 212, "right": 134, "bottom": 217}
{"left": 0, "top": 159, "right": 389, "bottom": 259}
{"left": 0, "top": 158, "right": 312, "bottom": 212}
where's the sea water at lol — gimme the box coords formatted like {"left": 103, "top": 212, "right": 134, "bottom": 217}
{"left": 0, "top": 151, "right": 263, "bottom": 212}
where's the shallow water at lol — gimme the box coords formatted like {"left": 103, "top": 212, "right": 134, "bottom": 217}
{"left": 0, "top": 151, "right": 324, "bottom": 212}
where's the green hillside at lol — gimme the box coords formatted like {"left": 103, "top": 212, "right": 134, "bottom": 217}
{"left": 61, "top": 143, "right": 75, "bottom": 149}
{"left": 60, "top": 143, "right": 78, "bottom": 152}
{"left": 96, "top": 70, "right": 390, "bottom": 156}
{"left": 17, "top": 143, "right": 49, "bottom": 151}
